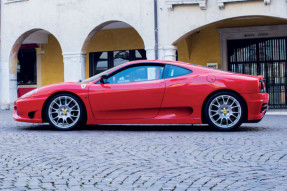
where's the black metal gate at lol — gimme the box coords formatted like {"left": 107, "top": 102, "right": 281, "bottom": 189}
{"left": 228, "top": 37, "right": 287, "bottom": 109}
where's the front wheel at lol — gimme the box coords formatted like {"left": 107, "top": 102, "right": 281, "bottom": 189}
{"left": 46, "top": 93, "right": 85, "bottom": 130}
{"left": 204, "top": 92, "right": 246, "bottom": 131}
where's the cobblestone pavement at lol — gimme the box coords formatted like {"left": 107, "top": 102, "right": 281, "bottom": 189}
{"left": 0, "top": 110, "right": 287, "bottom": 191}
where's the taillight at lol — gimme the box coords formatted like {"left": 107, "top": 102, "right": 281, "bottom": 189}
{"left": 259, "top": 80, "right": 266, "bottom": 93}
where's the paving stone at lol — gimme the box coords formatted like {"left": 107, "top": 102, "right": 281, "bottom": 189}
{"left": 0, "top": 110, "right": 287, "bottom": 190}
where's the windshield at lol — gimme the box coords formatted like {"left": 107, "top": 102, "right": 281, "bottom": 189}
{"left": 82, "top": 63, "right": 125, "bottom": 83}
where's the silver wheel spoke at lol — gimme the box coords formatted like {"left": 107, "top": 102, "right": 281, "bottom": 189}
{"left": 71, "top": 105, "right": 77, "bottom": 109}
{"left": 211, "top": 103, "right": 220, "bottom": 107}
{"left": 57, "top": 98, "right": 62, "bottom": 106}
{"left": 215, "top": 117, "right": 221, "bottom": 122}
{"left": 226, "top": 117, "right": 231, "bottom": 126}
{"left": 52, "top": 101, "right": 60, "bottom": 107}
{"left": 226, "top": 97, "right": 230, "bottom": 105}
{"left": 68, "top": 117, "right": 75, "bottom": 123}
{"left": 63, "top": 118, "right": 68, "bottom": 126}
{"left": 221, "top": 96, "right": 225, "bottom": 104}
{"left": 67, "top": 100, "right": 72, "bottom": 106}
{"left": 52, "top": 116, "right": 58, "bottom": 120}
{"left": 216, "top": 98, "right": 220, "bottom": 106}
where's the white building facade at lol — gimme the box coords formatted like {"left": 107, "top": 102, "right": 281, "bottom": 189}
{"left": 1, "top": 0, "right": 287, "bottom": 109}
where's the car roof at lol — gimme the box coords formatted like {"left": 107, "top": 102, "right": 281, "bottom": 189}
{"left": 126, "top": 60, "right": 193, "bottom": 68}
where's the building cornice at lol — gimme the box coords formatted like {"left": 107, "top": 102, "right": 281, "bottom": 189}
{"left": 166, "top": 0, "right": 271, "bottom": 10}
{"left": 218, "top": 24, "right": 287, "bottom": 40}
{"left": 218, "top": 0, "right": 271, "bottom": 9}
{"left": 165, "top": 0, "right": 207, "bottom": 10}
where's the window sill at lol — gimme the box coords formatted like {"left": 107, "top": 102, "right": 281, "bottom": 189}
{"left": 18, "top": 85, "right": 37, "bottom": 88}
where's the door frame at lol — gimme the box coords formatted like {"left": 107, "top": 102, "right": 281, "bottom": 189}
{"left": 227, "top": 37, "right": 287, "bottom": 108}
{"left": 218, "top": 24, "right": 287, "bottom": 71}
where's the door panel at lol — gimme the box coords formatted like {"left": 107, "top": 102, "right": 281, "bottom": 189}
{"left": 161, "top": 75, "right": 203, "bottom": 109}
{"left": 88, "top": 80, "right": 165, "bottom": 119}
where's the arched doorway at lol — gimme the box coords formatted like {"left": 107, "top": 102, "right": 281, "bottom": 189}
{"left": 82, "top": 21, "right": 146, "bottom": 78}
{"left": 174, "top": 16, "right": 287, "bottom": 109}
{"left": 10, "top": 29, "right": 63, "bottom": 98}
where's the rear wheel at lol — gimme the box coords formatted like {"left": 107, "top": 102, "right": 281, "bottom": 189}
{"left": 204, "top": 91, "right": 245, "bottom": 130}
{"left": 46, "top": 93, "right": 84, "bottom": 130}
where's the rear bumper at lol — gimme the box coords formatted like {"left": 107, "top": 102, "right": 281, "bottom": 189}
{"left": 242, "top": 93, "right": 269, "bottom": 122}
{"left": 13, "top": 97, "right": 46, "bottom": 123}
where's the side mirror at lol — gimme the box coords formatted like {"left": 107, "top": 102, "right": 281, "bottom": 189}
{"left": 100, "top": 75, "right": 109, "bottom": 84}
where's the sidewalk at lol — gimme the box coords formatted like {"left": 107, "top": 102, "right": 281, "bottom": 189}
{"left": 266, "top": 109, "right": 287, "bottom": 115}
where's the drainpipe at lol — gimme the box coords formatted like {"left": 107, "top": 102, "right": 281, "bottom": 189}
{"left": 154, "top": 0, "right": 159, "bottom": 60}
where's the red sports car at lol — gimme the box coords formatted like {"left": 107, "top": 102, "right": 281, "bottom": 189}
{"left": 14, "top": 60, "right": 269, "bottom": 131}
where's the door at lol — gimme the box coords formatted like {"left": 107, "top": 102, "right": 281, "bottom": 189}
{"left": 89, "top": 64, "right": 165, "bottom": 119}
{"left": 17, "top": 48, "right": 37, "bottom": 97}
{"left": 228, "top": 38, "right": 287, "bottom": 109}
{"left": 160, "top": 65, "right": 195, "bottom": 108}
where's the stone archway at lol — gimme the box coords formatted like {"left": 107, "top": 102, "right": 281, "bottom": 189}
{"left": 81, "top": 21, "right": 146, "bottom": 79}
{"left": 9, "top": 29, "right": 63, "bottom": 100}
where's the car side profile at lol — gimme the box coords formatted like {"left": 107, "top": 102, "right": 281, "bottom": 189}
{"left": 14, "top": 60, "right": 269, "bottom": 131}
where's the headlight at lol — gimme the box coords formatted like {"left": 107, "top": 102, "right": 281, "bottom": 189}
{"left": 21, "top": 89, "right": 39, "bottom": 98}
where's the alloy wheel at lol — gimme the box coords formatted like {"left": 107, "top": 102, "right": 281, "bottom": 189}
{"left": 48, "top": 96, "right": 81, "bottom": 129}
{"left": 208, "top": 95, "right": 242, "bottom": 129}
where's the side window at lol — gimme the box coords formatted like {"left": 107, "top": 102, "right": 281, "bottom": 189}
{"left": 164, "top": 65, "right": 192, "bottom": 78}
{"left": 107, "top": 65, "right": 164, "bottom": 84}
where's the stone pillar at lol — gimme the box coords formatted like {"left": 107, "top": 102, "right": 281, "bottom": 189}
{"left": 0, "top": 54, "right": 18, "bottom": 109}
{"left": 145, "top": 46, "right": 177, "bottom": 61}
{"left": 9, "top": 73, "right": 18, "bottom": 105}
{"left": 63, "top": 52, "right": 86, "bottom": 82}
{"left": 145, "top": 47, "right": 156, "bottom": 60}
{"left": 36, "top": 48, "right": 42, "bottom": 87}
{"left": 0, "top": 57, "right": 2, "bottom": 108}
{"left": 0, "top": 67, "right": 17, "bottom": 109}
{"left": 162, "top": 45, "right": 177, "bottom": 61}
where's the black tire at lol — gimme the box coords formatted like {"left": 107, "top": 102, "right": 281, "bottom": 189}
{"left": 204, "top": 91, "right": 246, "bottom": 131}
{"left": 45, "top": 93, "right": 85, "bottom": 130}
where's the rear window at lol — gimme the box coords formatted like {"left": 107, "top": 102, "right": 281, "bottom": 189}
{"left": 164, "top": 65, "right": 192, "bottom": 78}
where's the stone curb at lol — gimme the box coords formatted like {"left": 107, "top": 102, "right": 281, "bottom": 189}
{"left": 266, "top": 112, "right": 287, "bottom": 116}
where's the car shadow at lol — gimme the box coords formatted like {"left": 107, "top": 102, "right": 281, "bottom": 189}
{"left": 18, "top": 123, "right": 264, "bottom": 132}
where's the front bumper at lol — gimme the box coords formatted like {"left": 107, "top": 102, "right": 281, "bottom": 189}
{"left": 241, "top": 93, "right": 269, "bottom": 122}
{"left": 13, "top": 97, "right": 47, "bottom": 123}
